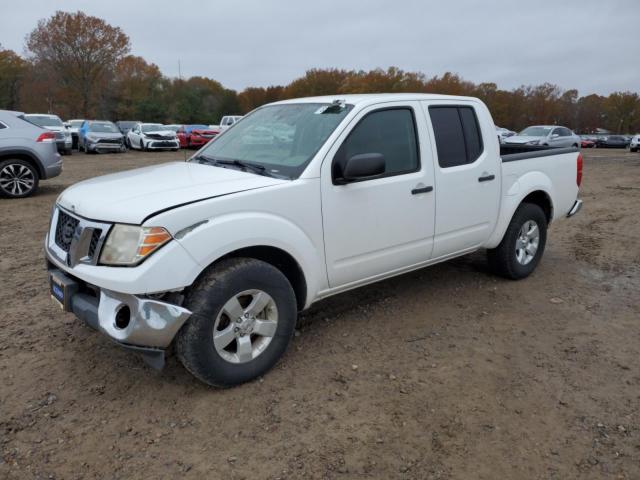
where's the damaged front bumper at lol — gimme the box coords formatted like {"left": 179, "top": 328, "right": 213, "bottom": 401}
{"left": 48, "top": 268, "right": 191, "bottom": 369}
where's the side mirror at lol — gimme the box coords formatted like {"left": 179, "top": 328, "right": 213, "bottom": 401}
{"left": 551, "top": 133, "right": 559, "bottom": 138}
{"left": 339, "top": 153, "right": 385, "bottom": 183}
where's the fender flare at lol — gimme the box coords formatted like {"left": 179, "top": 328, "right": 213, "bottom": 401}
{"left": 173, "top": 212, "right": 325, "bottom": 308}
{"left": 485, "top": 171, "right": 555, "bottom": 249}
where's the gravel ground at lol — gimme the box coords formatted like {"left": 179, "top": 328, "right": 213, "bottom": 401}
{"left": 0, "top": 148, "right": 639, "bottom": 479}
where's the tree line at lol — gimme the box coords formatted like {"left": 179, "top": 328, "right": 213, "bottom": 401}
{"left": 0, "top": 10, "right": 638, "bottom": 133}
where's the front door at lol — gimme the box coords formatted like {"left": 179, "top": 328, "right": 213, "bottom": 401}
{"left": 321, "top": 102, "right": 436, "bottom": 288}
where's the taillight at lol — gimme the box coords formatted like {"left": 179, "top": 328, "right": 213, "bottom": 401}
{"left": 36, "top": 131, "right": 56, "bottom": 143}
{"left": 576, "top": 152, "right": 583, "bottom": 187}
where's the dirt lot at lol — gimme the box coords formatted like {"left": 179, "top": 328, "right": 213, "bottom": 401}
{"left": 1, "top": 148, "right": 639, "bottom": 479}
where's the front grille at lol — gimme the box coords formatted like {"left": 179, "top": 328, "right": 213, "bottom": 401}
{"left": 88, "top": 229, "right": 102, "bottom": 258}
{"left": 54, "top": 210, "right": 79, "bottom": 253}
{"left": 98, "top": 138, "right": 121, "bottom": 144}
{"left": 152, "top": 141, "right": 176, "bottom": 147}
{"left": 145, "top": 133, "right": 167, "bottom": 140}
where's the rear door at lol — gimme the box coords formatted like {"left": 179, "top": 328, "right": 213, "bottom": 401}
{"left": 321, "top": 102, "right": 436, "bottom": 288}
{"left": 423, "top": 102, "right": 501, "bottom": 258}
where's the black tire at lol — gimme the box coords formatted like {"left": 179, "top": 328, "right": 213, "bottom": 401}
{"left": 0, "top": 159, "right": 40, "bottom": 198}
{"left": 487, "top": 203, "right": 547, "bottom": 280}
{"left": 176, "top": 258, "right": 297, "bottom": 387}
{"left": 140, "top": 139, "right": 146, "bottom": 151}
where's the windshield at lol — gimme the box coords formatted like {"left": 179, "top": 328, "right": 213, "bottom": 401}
{"left": 89, "top": 122, "right": 119, "bottom": 133}
{"left": 26, "top": 115, "right": 63, "bottom": 127}
{"left": 164, "top": 125, "right": 179, "bottom": 132}
{"left": 519, "top": 126, "right": 552, "bottom": 137}
{"left": 142, "top": 124, "right": 164, "bottom": 132}
{"left": 194, "top": 103, "right": 353, "bottom": 179}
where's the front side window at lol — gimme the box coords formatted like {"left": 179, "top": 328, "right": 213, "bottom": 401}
{"left": 333, "top": 108, "right": 419, "bottom": 180}
{"left": 195, "top": 103, "right": 353, "bottom": 179}
{"left": 429, "top": 106, "right": 484, "bottom": 168}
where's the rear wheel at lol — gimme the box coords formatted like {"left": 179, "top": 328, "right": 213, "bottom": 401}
{"left": 0, "top": 159, "right": 39, "bottom": 198}
{"left": 487, "top": 203, "right": 547, "bottom": 280}
{"left": 176, "top": 258, "right": 297, "bottom": 387}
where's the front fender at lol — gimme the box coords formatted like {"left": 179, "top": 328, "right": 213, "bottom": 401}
{"left": 485, "top": 171, "right": 554, "bottom": 249}
{"left": 174, "top": 212, "right": 325, "bottom": 308}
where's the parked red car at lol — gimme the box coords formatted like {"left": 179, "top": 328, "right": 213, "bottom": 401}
{"left": 580, "top": 137, "right": 596, "bottom": 148}
{"left": 177, "top": 124, "right": 219, "bottom": 148}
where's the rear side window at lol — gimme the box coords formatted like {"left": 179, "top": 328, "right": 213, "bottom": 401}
{"left": 429, "top": 106, "right": 484, "bottom": 168}
{"left": 0, "top": 122, "right": 6, "bottom": 129}
{"left": 334, "top": 108, "right": 419, "bottom": 179}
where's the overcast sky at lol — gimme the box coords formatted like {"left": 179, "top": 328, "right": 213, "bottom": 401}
{"left": 1, "top": 0, "right": 638, "bottom": 96}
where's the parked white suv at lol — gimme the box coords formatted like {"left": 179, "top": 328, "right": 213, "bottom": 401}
{"left": 46, "top": 94, "right": 583, "bottom": 387}
{"left": 630, "top": 135, "right": 640, "bottom": 152}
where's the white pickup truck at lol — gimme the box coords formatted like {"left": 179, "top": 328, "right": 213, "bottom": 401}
{"left": 45, "top": 94, "right": 583, "bottom": 387}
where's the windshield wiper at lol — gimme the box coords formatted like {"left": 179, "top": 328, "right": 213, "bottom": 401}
{"left": 192, "top": 155, "right": 270, "bottom": 177}
{"left": 217, "top": 159, "right": 267, "bottom": 176}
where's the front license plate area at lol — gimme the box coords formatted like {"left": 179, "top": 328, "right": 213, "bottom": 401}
{"left": 49, "top": 270, "right": 79, "bottom": 312}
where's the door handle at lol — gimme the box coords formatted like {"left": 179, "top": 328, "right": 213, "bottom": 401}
{"left": 478, "top": 174, "right": 495, "bottom": 182}
{"left": 411, "top": 186, "right": 433, "bottom": 195}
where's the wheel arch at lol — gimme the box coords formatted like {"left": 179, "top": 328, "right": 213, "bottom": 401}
{"left": 486, "top": 184, "right": 554, "bottom": 249}
{"left": 213, "top": 245, "right": 308, "bottom": 312}
{"left": 0, "top": 150, "right": 45, "bottom": 178}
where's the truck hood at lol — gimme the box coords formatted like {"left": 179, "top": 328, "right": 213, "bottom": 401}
{"left": 504, "top": 135, "right": 544, "bottom": 144}
{"left": 57, "top": 162, "right": 287, "bottom": 224}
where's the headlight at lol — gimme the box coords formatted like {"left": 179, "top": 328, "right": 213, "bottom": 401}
{"left": 99, "top": 225, "right": 172, "bottom": 266}
{"left": 526, "top": 140, "right": 540, "bottom": 145}
{"left": 87, "top": 135, "right": 98, "bottom": 142}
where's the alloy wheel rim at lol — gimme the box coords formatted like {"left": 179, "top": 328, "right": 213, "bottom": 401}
{"left": 213, "top": 289, "right": 278, "bottom": 364}
{"left": 0, "top": 164, "right": 35, "bottom": 196}
{"left": 515, "top": 220, "right": 540, "bottom": 265}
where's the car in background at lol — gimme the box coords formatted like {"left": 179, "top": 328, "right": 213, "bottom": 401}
{"left": 177, "top": 124, "right": 219, "bottom": 148}
{"left": 0, "top": 110, "right": 62, "bottom": 198}
{"left": 65, "top": 119, "right": 85, "bottom": 149}
{"left": 23, "top": 114, "right": 72, "bottom": 155}
{"left": 78, "top": 121, "right": 126, "bottom": 154}
{"left": 219, "top": 115, "right": 243, "bottom": 130}
{"left": 504, "top": 125, "right": 580, "bottom": 148}
{"left": 596, "top": 135, "right": 630, "bottom": 148}
{"left": 164, "top": 124, "right": 181, "bottom": 133}
{"left": 127, "top": 123, "right": 179, "bottom": 151}
{"left": 496, "top": 126, "right": 515, "bottom": 144}
{"left": 580, "top": 136, "right": 596, "bottom": 148}
{"left": 630, "top": 135, "right": 640, "bottom": 152}
{"left": 115, "top": 121, "right": 140, "bottom": 142}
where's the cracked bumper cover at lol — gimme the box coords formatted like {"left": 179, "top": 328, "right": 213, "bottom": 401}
{"left": 49, "top": 268, "right": 191, "bottom": 369}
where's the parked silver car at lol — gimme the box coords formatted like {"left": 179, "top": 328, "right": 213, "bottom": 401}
{"left": 24, "top": 114, "right": 73, "bottom": 155}
{"left": 0, "top": 110, "right": 63, "bottom": 198}
{"left": 504, "top": 125, "right": 581, "bottom": 148}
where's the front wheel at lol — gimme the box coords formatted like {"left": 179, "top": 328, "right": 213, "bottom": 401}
{"left": 487, "top": 203, "right": 547, "bottom": 280}
{"left": 176, "top": 258, "right": 297, "bottom": 387}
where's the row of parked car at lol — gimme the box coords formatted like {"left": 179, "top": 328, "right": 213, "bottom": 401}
{"left": 22, "top": 114, "right": 244, "bottom": 155}
{"left": 496, "top": 125, "right": 640, "bottom": 151}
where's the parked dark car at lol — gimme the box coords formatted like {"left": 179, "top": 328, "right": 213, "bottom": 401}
{"left": 0, "top": 110, "right": 62, "bottom": 198}
{"left": 79, "top": 121, "right": 126, "bottom": 154}
{"left": 580, "top": 136, "right": 596, "bottom": 148}
{"left": 596, "top": 135, "right": 630, "bottom": 148}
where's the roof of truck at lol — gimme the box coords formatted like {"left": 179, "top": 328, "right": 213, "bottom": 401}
{"left": 272, "top": 93, "right": 479, "bottom": 106}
